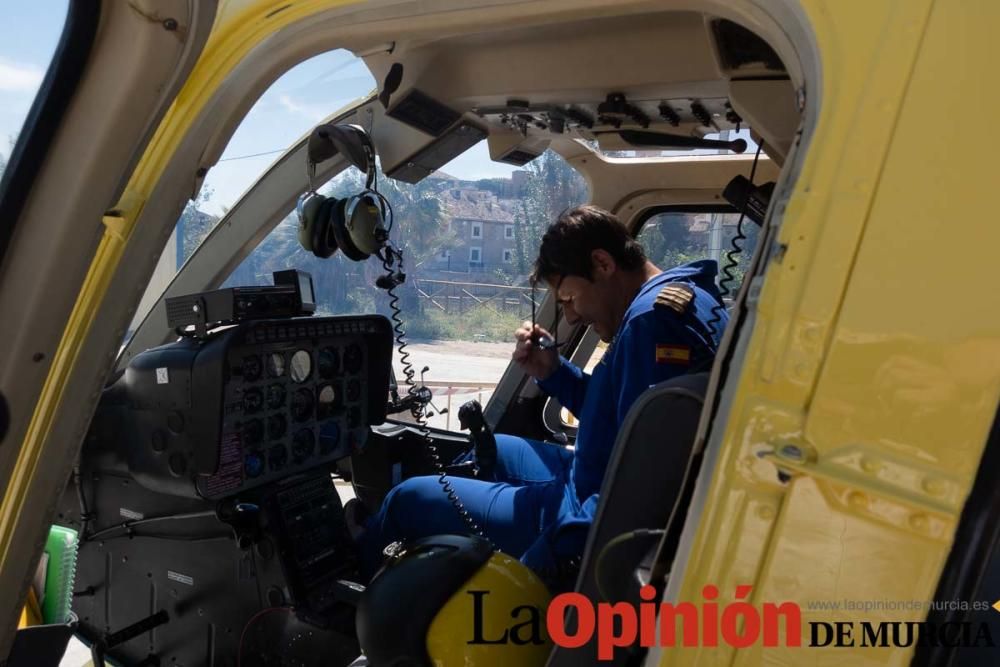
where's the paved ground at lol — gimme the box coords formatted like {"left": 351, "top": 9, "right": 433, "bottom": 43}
{"left": 391, "top": 339, "right": 511, "bottom": 429}
{"left": 392, "top": 339, "right": 511, "bottom": 383}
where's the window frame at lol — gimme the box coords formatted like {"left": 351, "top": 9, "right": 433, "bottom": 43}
{"left": 0, "top": 1, "right": 97, "bottom": 267}
{"left": 471, "top": 221, "right": 483, "bottom": 239}
{"left": 504, "top": 224, "right": 514, "bottom": 239}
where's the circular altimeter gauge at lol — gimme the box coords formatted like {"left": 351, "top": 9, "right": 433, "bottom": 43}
{"left": 266, "top": 352, "right": 286, "bottom": 378}
{"left": 290, "top": 350, "right": 312, "bottom": 383}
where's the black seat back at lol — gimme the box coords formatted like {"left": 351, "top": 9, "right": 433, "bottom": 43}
{"left": 546, "top": 372, "right": 709, "bottom": 666}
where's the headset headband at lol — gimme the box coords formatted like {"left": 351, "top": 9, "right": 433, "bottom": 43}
{"left": 306, "top": 124, "right": 376, "bottom": 189}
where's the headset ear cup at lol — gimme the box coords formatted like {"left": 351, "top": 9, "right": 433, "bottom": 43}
{"left": 331, "top": 197, "right": 369, "bottom": 261}
{"left": 297, "top": 194, "right": 325, "bottom": 253}
{"left": 346, "top": 194, "right": 385, "bottom": 256}
{"left": 312, "top": 197, "right": 339, "bottom": 259}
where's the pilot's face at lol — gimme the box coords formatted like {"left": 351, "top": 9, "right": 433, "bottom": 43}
{"left": 553, "top": 273, "right": 618, "bottom": 343}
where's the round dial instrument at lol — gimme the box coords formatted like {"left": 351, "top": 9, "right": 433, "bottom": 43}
{"left": 268, "top": 445, "right": 288, "bottom": 471}
{"left": 290, "top": 350, "right": 312, "bottom": 383}
{"left": 243, "top": 419, "right": 264, "bottom": 446}
{"left": 242, "top": 355, "right": 262, "bottom": 382}
{"left": 266, "top": 352, "right": 286, "bottom": 378}
{"left": 243, "top": 388, "right": 263, "bottom": 414}
{"left": 346, "top": 378, "right": 361, "bottom": 402}
{"left": 244, "top": 451, "right": 264, "bottom": 478}
{"left": 343, "top": 344, "right": 363, "bottom": 374}
{"left": 267, "top": 384, "right": 286, "bottom": 410}
{"left": 268, "top": 414, "right": 287, "bottom": 440}
{"left": 292, "top": 429, "right": 315, "bottom": 462}
{"left": 317, "top": 384, "right": 338, "bottom": 419}
{"left": 318, "top": 347, "right": 340, "bottom": 379}
{"left": 291, "top": 388, "right": 314, "bottom": 422}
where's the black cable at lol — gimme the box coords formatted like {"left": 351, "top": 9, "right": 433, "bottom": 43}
{"left": 704, "top": 139, "right": 765, "bottom": 341}
{"left": 719, "top": 140, "right": 764, "bottom": 298}
{"left": 73, "top": 465, "right": 93, "bottom": 539}
{"left": 378, "top": 243, "right": 491, "bottom": 545}
{"left": 85, "top": 509, "right": 217, "bottom": 542}
{"left": 91, "top": 532, "right": 233, "bottom": 544}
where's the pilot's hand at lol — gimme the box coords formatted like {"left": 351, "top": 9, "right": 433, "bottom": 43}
{"left": 513, "top": 321, "right": 559, "bottom": 381}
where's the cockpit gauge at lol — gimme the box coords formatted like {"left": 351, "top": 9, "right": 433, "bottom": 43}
{"left": 268, "top": 414, "right": 288, "bottom": 440}
{"left": 243, "top": 388, "right": 263, "bottom": 413}
{"left": 291, "top": 388, "right": 314, "bottom": 422}
{"left": 267, "top": 352, "right": 286, "bottom": 378}
{"left": 346, "top": 378, "right": 361, "bottom": 402}
{"left": 317, "top": 384, "right": 338, "bottom": 420}
{"left": 290, "top": 350, "right": 312, "bottom": 383}
{"left": 267, "top": 384, "right": 286, "bottom": 410}
{"left": 318, "top": 347, "right": 340, "bottom": 379}
{"left": 243, "top": 419, "right": 264, "bottom": 445}
{"left": 343, "top": 344, "right": 363, "bottom": 374}
{"left": 243, "top": 355, "right": 262, "bottom": 381}
{"left": 292, "top": 429, "right": 315, "bottom": 462}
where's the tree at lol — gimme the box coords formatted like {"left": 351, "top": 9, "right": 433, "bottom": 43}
{"left": 0, "top": 134, "right": 18, "bottom": 182}
{"left": 177, "top": 186, "right": 219, "bottom": 266}
{"left": 512, "top": 150, "right": 588, "bottom": 280}
{"left": 640, "top": 213, "right": 701, "bottom": 270}
{"left": 376, "top": 175, "right": 454, "bottom": 271}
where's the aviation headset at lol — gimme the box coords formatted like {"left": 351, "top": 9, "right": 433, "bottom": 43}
{"left": 296, "top": 124, "right": 393, "bottom": 261}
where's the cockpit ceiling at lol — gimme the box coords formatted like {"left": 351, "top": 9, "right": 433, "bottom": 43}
{"left": 363, "top": 10, "right": 793, "bottom": 165}
{"left": 371, "top": 12, "right": 784, "bottom": 120}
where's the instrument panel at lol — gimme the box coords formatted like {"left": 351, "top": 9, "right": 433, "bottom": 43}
{"left": 200, "top": 319, "right": 380, "bottom": 498}
{"left": 119, "top": 315, "right": 393, "bottom": 499}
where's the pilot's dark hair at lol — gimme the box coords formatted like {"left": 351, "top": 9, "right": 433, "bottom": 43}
{"left": 532, "top": 205, "right": 646, "bottom": 283}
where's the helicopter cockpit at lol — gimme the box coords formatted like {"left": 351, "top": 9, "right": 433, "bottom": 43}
{"left": 48, "top": 3, "right": 805, "bottom": 665}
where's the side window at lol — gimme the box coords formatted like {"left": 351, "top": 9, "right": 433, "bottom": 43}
{"left": 0, "top": 3, "right": 70, "bottom": 180}
{"left": 556, "top": 208, "right": 758, "bottom": 428}
{"left": 640, "top": 209, "right": 759, "bottom": 297}
{"left": 226, "top": 148, "right": 588, "bottom": 428}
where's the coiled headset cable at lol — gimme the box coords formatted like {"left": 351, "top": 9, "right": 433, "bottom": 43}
{"left": 375, "top": 225, "right": 491, "bottom": 546}
{"left": 704, "top": 139, "right": 765, "bottom": 341}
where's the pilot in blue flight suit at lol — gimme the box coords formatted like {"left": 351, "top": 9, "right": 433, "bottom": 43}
{"left": 353, "top": 205, "right": 728, "bottom": 583}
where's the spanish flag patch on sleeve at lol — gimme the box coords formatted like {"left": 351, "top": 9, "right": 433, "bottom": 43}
{"left": 656, "top": 344, "right": 691, "bottom": 365}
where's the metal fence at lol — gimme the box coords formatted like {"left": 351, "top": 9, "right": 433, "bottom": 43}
{"left": 412, "top": 278, "right": 545, "bottom": 318}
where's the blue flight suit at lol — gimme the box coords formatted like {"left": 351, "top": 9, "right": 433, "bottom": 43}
{"left": 358, "top": 260, "right": 727, "bottom": 580}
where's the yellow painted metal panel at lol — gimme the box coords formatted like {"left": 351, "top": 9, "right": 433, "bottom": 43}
{"left": 666, "top": 0, "right": 1000, "bottom": 664}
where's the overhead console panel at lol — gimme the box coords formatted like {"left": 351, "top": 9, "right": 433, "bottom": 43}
{"left": 366, "top": 10, "right": 796, "bottom": 179}
{"left": 385, "top": 116, "right": 486, "bottom": 183}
